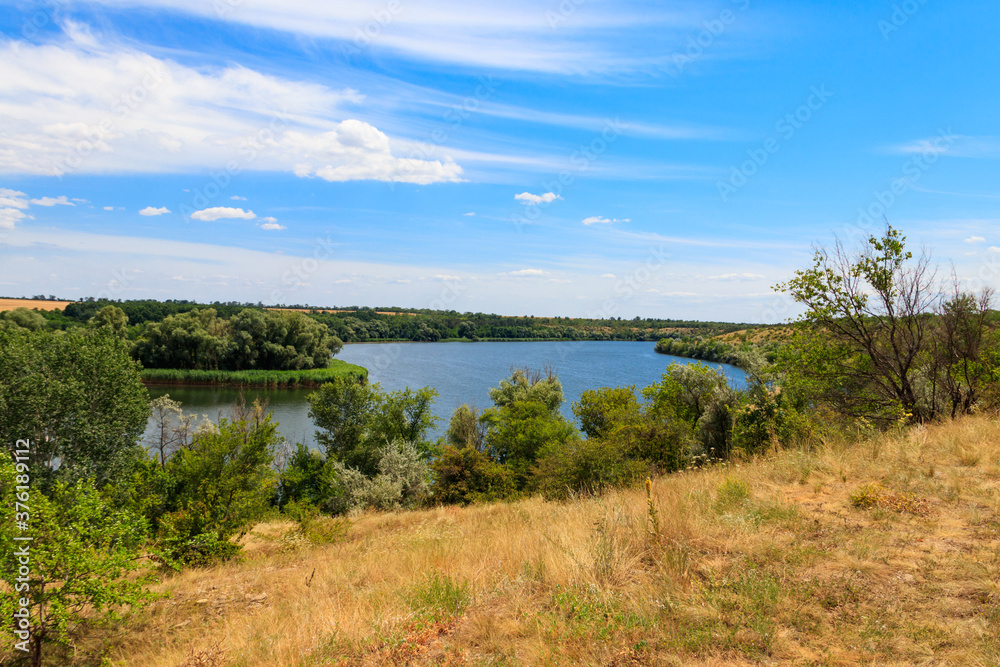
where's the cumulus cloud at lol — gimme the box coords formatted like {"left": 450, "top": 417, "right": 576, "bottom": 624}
{"left": 507, "top": 268, "right": 548, "bottom": 276}
{"left": 582, "top": 216, "right": 629, "bottom": 225}
{"left": 0, "top": 38, "right": 463, "bottom": 185}
{"left": 231, "top": 195, "right": 246, "bottom": 201}
{"left": 190, "top": 207, "right": 256, "bottom": 221}
{"left": 515, "top": 192, "right": 562, "bottom": 205}
{"left": 433, "top": 274, "right": 462, "bottom": 281}
{"left": 600, "top": 273, "right": 616, "bottom": 278}
{"left": 103, "top": 206, "right": 114, "bottom": 210}
{"left": 30, "top": 195, "right": 73, "bottom": 206}
{"left": 463, "top": 212, "right": 476, "bottom": 216}
{"left": 965, "top": 235, "right": 986, "bottom": 244}
{"left": 139, "top": 206, "right": 171, "bottom": 216}
{"left": 259, "top": 216, "right": 285, "bottom": 230}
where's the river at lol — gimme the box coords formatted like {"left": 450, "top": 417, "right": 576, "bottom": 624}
{"left": 145, "top": 341, "right": 745, "bottom": 449}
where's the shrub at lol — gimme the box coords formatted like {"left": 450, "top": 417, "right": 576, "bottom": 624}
{"left": 532, "top": 437, "right": 648, "bottom": 501}
{"left": 430, "top": 445, "right": 516, "bottom": 505}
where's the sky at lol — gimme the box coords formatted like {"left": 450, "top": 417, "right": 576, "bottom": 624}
{"left": 0, "top": 0, "right": 998, "bottom": 322}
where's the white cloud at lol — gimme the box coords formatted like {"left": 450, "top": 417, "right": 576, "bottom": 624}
{"left": 190, "top": 207, "right": 256, "bottom": 221}
{"left": 964, "top": 236, "right": 986, "bottom": 244}
{"left": 515, "top": 192, "right": 562, "bottom": 205}
{"left": 600, "top": 273, "right": 616, "bottom": 278}
{"left": 582, "top": 216, "right": 630, "bottom": 225}
{"left": 0, "top": 208, "right": 27, "bottom": 230}
{"left": 989, "top": 247, "right": 1000, "bottom": 253}
{"left": 259, "top": 216, "right": 285, "bottom": 230}
{"left": 0, "top": 38, "right": 462, "bottom": 185}
{"left": 508, "top": 268, "right": 548, "bottom": 276}
{"left": 231, "top": 195, "right": 246, "bottom": 200}
{"left": 0, "top": 189, "right": 29, "bottom": 209}
{"left": 463, "top": 212, "right": 476, "bottom": 216}
{"left": 433, "top": 274, "right": 461, "bottom": 281}
{"left": 30, "top": 195, "right": 73, "bottom": 206}
{"left": 103, "top": 206, "right": 114, "bottom": 210}
{"left": 139, "top": 206, "right": 170, "bottom": 216}
{"left": 0, "top": 189, "right": 30, "bottom": 229}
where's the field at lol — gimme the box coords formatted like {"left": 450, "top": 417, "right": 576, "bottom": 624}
{"left": 0, "top": 297, "right": 72, "bottom": 312}
{"left": 94, "top": 415, "right": 1000, "bottom": 666}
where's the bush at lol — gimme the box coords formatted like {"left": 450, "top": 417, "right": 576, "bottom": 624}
{"left": 430, "top": 445, "right": 516, "bottom": 505}
{"left": 532, "top": 437, "right": 648, "bottom": 501}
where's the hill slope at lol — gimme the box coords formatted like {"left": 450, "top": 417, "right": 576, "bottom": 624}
{"left": 108, "top": 416, "right": 1000, "bottom": 666}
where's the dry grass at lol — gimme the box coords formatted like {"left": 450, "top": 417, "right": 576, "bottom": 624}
{"left": 88, "top": 416, "right": 1000, "bottom": 665}
{"left": 0, "top": 297, "right": 73, "bottom": 312}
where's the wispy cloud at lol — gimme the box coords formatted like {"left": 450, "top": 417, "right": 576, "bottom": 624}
{"left": 582, "top": 216, "right": 630, "bottom": 225}
{"left": 30, "top": 195, "right": 74, "bottom": 206}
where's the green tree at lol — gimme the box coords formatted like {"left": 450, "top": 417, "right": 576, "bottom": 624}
{"left": 776, "top": 225, "right": 995, "bottom": 423}
{"left": 0, "top": 308, "right": 47, "bottom": 331}
{"left": 0, "top": 461, "right": 156, "bottom": 666}
{"left": 88, "top": 305, "right": 129, "bottom": 338}
{"left": 160, "top": 399, "right": 279, "bottom": 565}
{"left": 0, "top": 328, "right": 149, "bottom": 489}
{"left": 307, "top": 377, "right": 438, "bottom": 477}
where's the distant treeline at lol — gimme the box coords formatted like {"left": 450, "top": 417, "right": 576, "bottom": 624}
{"left": 4, "top": 297, "right": 752, "bottom": 343}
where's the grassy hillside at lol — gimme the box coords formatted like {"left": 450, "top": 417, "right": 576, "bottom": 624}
{"left": 99, "top": 415, "right": 1000, "bottom": 666}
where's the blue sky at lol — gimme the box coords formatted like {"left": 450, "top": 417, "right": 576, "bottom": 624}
{"left": 1, "top": 0, "right": 998, "bottom": 321}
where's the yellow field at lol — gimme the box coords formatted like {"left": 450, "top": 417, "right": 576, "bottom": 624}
{"left": 0, "top": 297, "right": 73, "bottom": 312}
{"left": 87, "top": 415, "right": 1000, "bottom": 666}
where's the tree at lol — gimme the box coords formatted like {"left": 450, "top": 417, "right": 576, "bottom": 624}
{"left": 308, "top": 377, "right": 438, "bottom": 477}
{"left": 776, "top": 224, "right": 995, "bottom": 423}
{"left": 160, "top": 399, "right": 280, "bottom": 565}
{"left": 0, "top": 308, "right": 47, "bottom": 331}
{"left": 0, "top": 461, "right": 155, "bottom": 666}
{"left": 480, "top": 370, "right": 576, "bottom": 489}
{"left": 146, "top": 394, "right": 198, "bottom": 467}
{"left": 0, "top": 328, "right": 149, "bottom": 489}
{"left": 88, "top": 305, "right": 129, "bottom": 338}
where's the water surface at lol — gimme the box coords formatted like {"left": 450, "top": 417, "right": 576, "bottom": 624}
{"left": 146, "top": 341, "right": 745, "bottom": 448}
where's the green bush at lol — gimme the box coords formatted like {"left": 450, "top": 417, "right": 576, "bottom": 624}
{"left": 430, "top": 445, "right": 516, "bottom": 505}
{"left": 532, "top": 437, "right": 648, "bottom": 501}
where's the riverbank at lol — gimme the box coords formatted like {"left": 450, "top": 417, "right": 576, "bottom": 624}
{"left": 140, "top": 360, "right": 367, "bottom": 388}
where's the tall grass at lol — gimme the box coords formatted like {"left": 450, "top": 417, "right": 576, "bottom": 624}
{"left": 140, "top": 360, "right": 367, "bottom": 388}
{"left": 39, "top": 415, "right": 1000, "bottom": 665}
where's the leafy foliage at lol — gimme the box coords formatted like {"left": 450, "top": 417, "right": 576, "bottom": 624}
{"left": 308, "top": 377, "right": 438, "bottom": 476}
{"left": 133, "top": 307, "right": 341, "bottom": 371}
{"left": 0, "top": 327, "right": 149, "bottom": 490}
{"left": 0, "top": 461, "right": 156, "bottom": 665}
